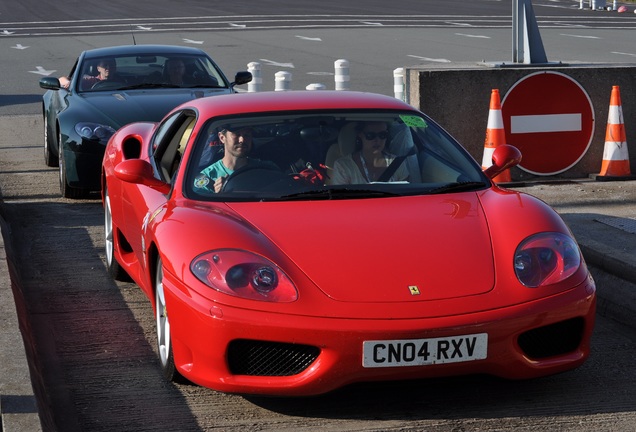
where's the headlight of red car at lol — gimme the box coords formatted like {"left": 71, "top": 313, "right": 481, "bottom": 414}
{"left": 514, "top": 232, "right": 582, "bottom": 288}
{"left": 191, "top": 249, "right": 298, "bottom": 302}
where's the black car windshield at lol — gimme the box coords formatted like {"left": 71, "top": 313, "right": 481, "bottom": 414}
{"left": 185, "top": 110, "right": 489, "bottom": 201}
{"left": 76, "top": 53, "right": 228, "bottom": 92}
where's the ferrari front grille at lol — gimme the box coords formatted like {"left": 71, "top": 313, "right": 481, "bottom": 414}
{"left": 517, "top": 317, "right": 585, "bottom": 359}
{"left": 227, "top": 339, "right": 320, "bottom": 376}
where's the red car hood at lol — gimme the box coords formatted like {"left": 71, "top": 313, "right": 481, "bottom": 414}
{"left": 227, "top": 193, "right": 494, "bottom": 303}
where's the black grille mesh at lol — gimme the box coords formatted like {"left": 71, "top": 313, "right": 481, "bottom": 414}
{"left": 227, "top": 339, "right": 320, "bottom": 376}
{"left": 518, "top": 317, "right": 585, "bottom": 359}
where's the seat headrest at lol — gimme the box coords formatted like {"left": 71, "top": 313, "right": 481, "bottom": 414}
{"left": 338, "top": 122, "right": 358, "bottom": 155}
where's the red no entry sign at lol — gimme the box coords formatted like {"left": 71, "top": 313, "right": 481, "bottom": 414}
{"left": 501, "top": 71, "right": 595, "bottom": 175}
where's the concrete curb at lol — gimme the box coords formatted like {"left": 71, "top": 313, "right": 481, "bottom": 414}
{"left": 570, "top": 229, "right": 636, "bottom": 331}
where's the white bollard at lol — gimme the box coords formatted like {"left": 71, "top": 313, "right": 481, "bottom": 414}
{"left": 334, "top": 59, "right": 350, "bottom": 91}
{"left": 275, "top": 71, "right": 292, "bottom": 91}
{"left": 580, "top": 0, "right": 584, "bottom": 8}
{"left": 393, "top": 67, "right": 405, "bottom": 101}
{"left": 306, "top": 83, "right": 326, "bottom": 91}
{"left": 247, "top": 62, "right": 262, "bottom": 93}
{"left": 613, "top": 0, "right": 617, "bottom": 11}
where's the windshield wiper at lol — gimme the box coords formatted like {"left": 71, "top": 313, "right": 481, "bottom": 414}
{"left": 277, "top": 188, "right": 400, "bottom": 201}
{"left": 428, "top": 181, "right": 488, "bottom": 194}
{"left": 184, "top": 84, "right": 227, "bottom": 89}
{"left": 118, "top": 83, "right": 180, "bottom": 90}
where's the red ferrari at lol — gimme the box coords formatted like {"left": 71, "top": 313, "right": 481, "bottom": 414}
{"left": 102, "top": 90, "right": 596, "bottom": 396}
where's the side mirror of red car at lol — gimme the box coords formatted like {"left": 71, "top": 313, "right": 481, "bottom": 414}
{"left": 483, "top": 144, "right": 522, "bottom": 180}
{"left": 114, "top": 159, "right": 171, "bottom": 194}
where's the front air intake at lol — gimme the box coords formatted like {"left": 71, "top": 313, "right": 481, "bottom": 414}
{"left": 227, "top": 339, "right": 320, "bottom": 376}
{"left": 517, "top": 318, "right": 585, "bottom": 359}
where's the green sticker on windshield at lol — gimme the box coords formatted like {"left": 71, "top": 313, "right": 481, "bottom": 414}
{"left": 400, "top": 115, "right": 427, "bottom": 128}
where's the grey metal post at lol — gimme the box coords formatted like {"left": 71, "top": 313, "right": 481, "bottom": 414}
{"left": 512, "top": 0, "right": 548, "bottom": 64}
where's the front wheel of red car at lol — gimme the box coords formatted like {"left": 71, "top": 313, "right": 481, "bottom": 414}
{"left": 155, "top": 258, "right": 185, "bottom": 383}
{"left": 104, "top": 189, "right": 129, "bottom": 281}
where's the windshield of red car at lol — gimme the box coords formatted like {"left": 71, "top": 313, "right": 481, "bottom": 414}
{"left": 185, "top": 110, "right": 489, "bottom": 201}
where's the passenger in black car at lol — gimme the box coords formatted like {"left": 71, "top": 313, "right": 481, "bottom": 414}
{"left": 165, "top": 58, "right": 188, "bottom": 86}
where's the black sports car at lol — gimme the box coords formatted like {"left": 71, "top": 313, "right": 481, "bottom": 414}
{"left": 39, "top": 44, "right": 252, "bottom": 198}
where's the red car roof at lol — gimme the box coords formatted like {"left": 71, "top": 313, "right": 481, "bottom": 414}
{"left": 179, "top": 90, "right": 415, "bottom": 118}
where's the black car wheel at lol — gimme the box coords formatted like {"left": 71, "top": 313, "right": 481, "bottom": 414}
{"left": 104, "top": 189, "right": 129, "bottom": 281}
{"left": 43, "top": 114, "right": 58, "bottom": 167}
{"left": 58, "top": 131, "right": 88, "bottom": 199}
{"left": 155, "top": 258, "right": 185, "bottom": 383}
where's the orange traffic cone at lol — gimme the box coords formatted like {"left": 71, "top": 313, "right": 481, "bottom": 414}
{"left": 482, "top": 89, "right": 511, "bottom": 182}
{"left": 591, "top": 86, "right": 635, "bottom": 181}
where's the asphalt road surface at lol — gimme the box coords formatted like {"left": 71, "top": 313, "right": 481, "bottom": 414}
{"left": 2, "top": 0, "right": 636, "bottom": 430}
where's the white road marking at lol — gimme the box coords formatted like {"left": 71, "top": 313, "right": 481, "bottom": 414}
{"left": 29, "top": 66, "right": 56, "bottom": 76}
{"left": 408, "top": 54, "right": 451, "bottom": 63}
{"left": 259, "top": 59, "right": 295, "bottom": 68}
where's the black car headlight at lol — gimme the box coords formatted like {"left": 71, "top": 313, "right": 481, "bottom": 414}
{"left": 75, "top": 122, "right": 116, "bottom": 142}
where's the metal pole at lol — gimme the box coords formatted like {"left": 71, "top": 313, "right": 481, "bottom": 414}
{"left": 512, "top": 0, "right": 548, "bottom": 64}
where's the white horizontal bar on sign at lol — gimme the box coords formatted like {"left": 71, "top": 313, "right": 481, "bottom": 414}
{"left": 510, "top": 114, "right": 582, "bottom": 134}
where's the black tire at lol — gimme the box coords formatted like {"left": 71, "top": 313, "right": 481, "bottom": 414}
{"left": 104, "top": 189, "right": 129, "bottom": 281}
{"left": 58, "top": 132, "right": 89, "bottom": 199}
{"left": 155, "top": 258, "right": 185, "bottom": 383}
{"left": 43, "top": 114, "right": 58, "bottom": 167}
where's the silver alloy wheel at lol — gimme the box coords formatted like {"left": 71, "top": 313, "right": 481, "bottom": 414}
{"left": 58, "top": 131, "right": 64, "bottom": 191}
{"left": 155, "top": 261, "right": 171, "bottom": 367}
{"left": 43, "top": 116, "right": 48, "bottom": 158}
{"left": 104, "top": 192, "right": 114, "bottom": 268}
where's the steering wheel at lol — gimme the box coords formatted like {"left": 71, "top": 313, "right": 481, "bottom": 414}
{"left": 192, "top": 72, "right": 219, "bottom": 86}
{"left": 221, "top": 164, "right": 288, "bottom": 193}
{"left": 91, "top": 80, "right": 124, "bottom": 90}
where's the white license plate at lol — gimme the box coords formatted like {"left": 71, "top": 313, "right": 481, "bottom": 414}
{"left": 362, "top": 333, "right": 488, "bottom": 368}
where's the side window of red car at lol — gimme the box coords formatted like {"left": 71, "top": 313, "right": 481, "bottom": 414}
{"left": 152, "top": 111, "right": 197, "bottom": 182}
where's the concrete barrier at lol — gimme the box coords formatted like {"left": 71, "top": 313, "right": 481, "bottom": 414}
{"left": 405, "top": 63, "right": 636, "bottom": 180}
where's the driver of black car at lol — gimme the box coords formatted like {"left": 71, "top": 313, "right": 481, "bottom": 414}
{"left": 59, "top": 58, "right": 117, "bottom": 90}
{"left": 193, "top": 126, "right": 277, "bottom": 193}
{"left": 82, "top": 58, "right": 118, "bottom": 90}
